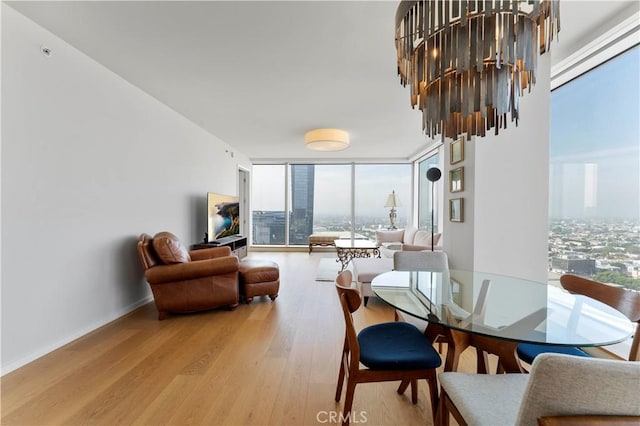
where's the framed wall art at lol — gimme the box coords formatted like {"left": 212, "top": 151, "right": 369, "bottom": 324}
{"left": 449, "top": 166, "right": 464, "bottom": 193}
{"left": 450, "top": 136, "right": 465, "bottom": 165}
{"left": 449, "top": 198, "right": 464, "bottom": 222}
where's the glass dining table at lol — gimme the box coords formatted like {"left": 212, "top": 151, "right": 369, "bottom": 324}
{"left": 371, "top": 269, "right": 634, "bottom": 373}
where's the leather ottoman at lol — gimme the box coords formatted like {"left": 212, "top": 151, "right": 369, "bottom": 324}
{"left": 238, "top": 259, "right": 280, "bottom": 303}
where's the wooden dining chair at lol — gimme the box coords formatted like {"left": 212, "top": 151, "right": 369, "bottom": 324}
{"left": 516, "top": 274, "right": 640, "bottom": 365}
{"left": 438, "top": 353, "right": 640, "bottom": 426}
{"left": 334, "top": 270, "right": 442, "bottom": 426}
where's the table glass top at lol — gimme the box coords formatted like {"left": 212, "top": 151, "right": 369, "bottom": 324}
{"left": 334, "top": 239, "right": 378, "bottom": 249}
{"left": 371, "top": 270, "right": 633, "bottom": 347}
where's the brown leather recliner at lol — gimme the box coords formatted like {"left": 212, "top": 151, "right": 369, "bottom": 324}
{"left": 137, "top": 232, "right": 240, "bottom": 320}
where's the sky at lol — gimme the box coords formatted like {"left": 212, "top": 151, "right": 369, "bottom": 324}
{"left": 549, "top": 45, "right": 640, "bottom": 219}
{"left": 251, "top": 164, "right": 412, "bottom": 219}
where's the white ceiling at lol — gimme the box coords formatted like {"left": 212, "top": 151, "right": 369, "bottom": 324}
{"left": 6, "top": 1, "right": 639, "bottom": 162}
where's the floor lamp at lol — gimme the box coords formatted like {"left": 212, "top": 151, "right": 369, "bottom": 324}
{"left": 426, "top": 167, "right": 441, "bottom": 252}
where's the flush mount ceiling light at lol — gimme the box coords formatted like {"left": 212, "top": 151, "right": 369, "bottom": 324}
{"left": 395, "top": 0, "right": 560, "bottom": 140}
{"left": 304, "top": 128, "right": 350, "bottom": 151}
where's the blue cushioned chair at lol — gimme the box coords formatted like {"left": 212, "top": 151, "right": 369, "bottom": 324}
{"left": 334, "top": 270, "right": 441, "bottom": 426}
{"left": 516, "top": 274, "right": 640, "bottom": 366}
{"left": 516, "top": 341, "right": 590, "bottom": 365}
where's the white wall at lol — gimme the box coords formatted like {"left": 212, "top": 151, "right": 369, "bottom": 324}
{"left": 443, "top": 55, "right": 551, "bottom": 283}
{"left": 1, "top": 5, "right": 251, "bottom": 374}
{"left": 473, "top": 54, "right": 551, "bottom": 283}
{"left": 442, "top": 139, "right": 476, "bottom": 271}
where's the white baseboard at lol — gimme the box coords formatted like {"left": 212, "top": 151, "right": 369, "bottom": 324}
{"left": 1, "top": 295, "right": 153, "bottom": 376}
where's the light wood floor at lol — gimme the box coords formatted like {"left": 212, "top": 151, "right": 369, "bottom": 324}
{"left": 1, "top": 252, "right": 485, "bottom": 426}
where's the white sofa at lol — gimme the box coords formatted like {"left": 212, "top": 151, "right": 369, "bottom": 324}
{"left": 376, "top": 226, "right": 442, "bottom": 258}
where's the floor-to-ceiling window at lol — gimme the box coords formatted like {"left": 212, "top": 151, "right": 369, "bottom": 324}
{"left": 354, "top": 164, "right": 412, "bottom": 241}
{"left": 252, "top": 163, "right": 412, "bottom": 246}
{"left": 251, "top": 165, "right": 286, "bottom": 245}
{"left": 549, "top": 45, "right": 639, "bottom": 291}
{"left": 417, "top": 153, "right": 441, "bottom": 232}
{"left": 307, "top": 164, "right": 352, "bottom": 235}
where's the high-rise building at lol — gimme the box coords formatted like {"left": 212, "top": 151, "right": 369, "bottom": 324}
{"left": 290, "top": 165, "right": 315, "bottom": 245}
{"left": 252, "top": 211, "right": 285, "bottom": 245}
{"left": 551, "top": 255, "right": 596, "bottom": 276}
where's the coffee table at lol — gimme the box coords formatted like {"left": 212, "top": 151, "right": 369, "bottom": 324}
{"left": 334, "top": 239, "right": 381, "bottom": 272}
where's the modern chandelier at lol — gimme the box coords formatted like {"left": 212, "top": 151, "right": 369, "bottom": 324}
{"left": 395, "top": 0, "right": 560, "bottom": 140}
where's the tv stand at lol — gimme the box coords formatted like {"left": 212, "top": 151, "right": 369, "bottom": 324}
{"left": 192, "top": 235, "right": 247, "bottom": 259}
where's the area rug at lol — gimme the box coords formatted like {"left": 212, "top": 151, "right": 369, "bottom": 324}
{"left": 315, "top": 257, "right": 351, "bottom": 282}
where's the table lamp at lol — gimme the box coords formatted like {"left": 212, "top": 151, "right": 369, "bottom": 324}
{"left": 384, "top": 190, "right": 399, "bottom": 229}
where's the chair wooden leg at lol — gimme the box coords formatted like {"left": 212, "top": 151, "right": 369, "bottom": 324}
{"left": 335, "top": 352, "right": 344, "bottom": 402}
{"left": 427, "top": 370, "right": 439, "bottom": 425}
{"left": 410, "top": 379, "right": 418, "bottom": 404}
{"left": 438, "top": 389, "right": 450, "bottom": 426}
{"left": 342, "top": 380, "right": 357, "bottom": 426}
{"left": 158, "top": 311, "right": 167, "bottom": 320}
{"left": 397, "top": 379, "right": 410, "bottom": 395}
{"left": 335, "top": 363, "right": 345, "bottom": 402}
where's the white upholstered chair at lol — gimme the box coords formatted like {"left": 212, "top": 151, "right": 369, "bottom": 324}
{"left": 353, "top": 231, "right": 447, "bottom": 307}
{"left": 393, "top": 250, "right": 449, "bottom": 272}
{"left": 437, "top": 353, "right": 640, "bottom": 426}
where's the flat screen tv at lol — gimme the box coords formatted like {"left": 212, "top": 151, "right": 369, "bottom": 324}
{"left": 207, "top": 192, "right": 240, "bottom": 241}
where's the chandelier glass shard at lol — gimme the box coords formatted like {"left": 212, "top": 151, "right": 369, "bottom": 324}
{"left": 395, "top": 0, "right": 560, "bottom": 140}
